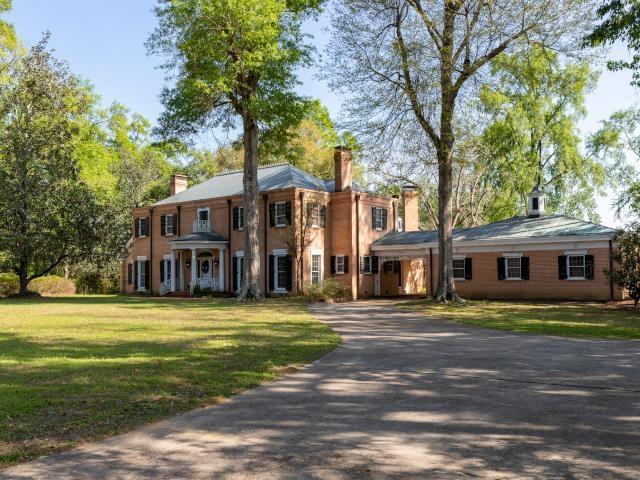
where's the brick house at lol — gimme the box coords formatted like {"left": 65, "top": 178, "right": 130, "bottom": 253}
{"left": 122, "top": 148, "right": 623, "bottom": 301}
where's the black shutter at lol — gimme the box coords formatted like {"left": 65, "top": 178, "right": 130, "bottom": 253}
{"left": 285, "top": 255, "right": 293, "bottom": 291}
{"left": 160, "top": 260, "right": 165, "bottom": 283}
{"left": 585, "top": 255, "right": 595, "bottom": 280}
{"left": 344, "top": 256, "right": 349, "bottom": 274}
{"left": 465, "top": 258, "right": 473, "bottom": 280}
{"left": 134, "top": 219, "right": 140, "bottom": 238}
{"left": 160, "top": 215, "right": 166, "bottom": 236}
{"left": 233, "top": 207, "right": 239, "bottom": 230}
{"left": 372, "top": 256, "right": 379, "bottom": 274}
{"left": 268, "top": 255, "right": 275, "bottom": 290}
{"left": 330, "top": 256, "right": 336, "bottom": 274}
{"left": 558, "top": 255, "right": 568, "bottom": 280}
{"left": 521, "top": 257, "right": 530, "bottom": 280}
{"left": 285, "top": 201, "right": 292, "bottom": 225}
{"left": 232, "top": 256, "right": 238, "bottom": 291}
{"left": 144, "top": 261, "right": 150, "bottom": 290}
{"left": 306, "top": 203, "right": 314, "bottom": 226}
{"left": 134, "top": 261, "right": 138, "bottom": 288}
{"left": 497, "top": 257, "right": 506, "bottom": 280}
{"left": 371, "top": 207, "right": 376, "bottom": 228}
{"left": 320, "top": 205, "right": 327, "bottom": 228}
{"left": 382, "top": 209, "right": 388, "bottom": 230}
{"left": 127, "top": 263, "right": 133, "bottom": 285}
{"left": 269, "top": 204, "right": 276, "bottom": 227}
{"left": 142, "top": 218, "right": 149, "bottom": 237}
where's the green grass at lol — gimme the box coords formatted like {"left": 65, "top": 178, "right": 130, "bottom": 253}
{"left": 0, "top": 295, "right": 340, "bottom": 467}
{"left": 401, "top": 300, "right": 640, "bottom": 339}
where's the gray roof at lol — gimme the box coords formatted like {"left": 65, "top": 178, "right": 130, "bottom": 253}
{"left": 154, "top": 163, "right": 361, "bottom": 206}
{"left": 171, "top": 232, "right": 227, "bottom": 243}
{"left": 374, "top": 214, "right": 617, "bottom": 247}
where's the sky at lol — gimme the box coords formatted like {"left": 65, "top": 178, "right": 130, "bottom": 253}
{"left": 10, "top": 0, "right": 639, "bottom": 227}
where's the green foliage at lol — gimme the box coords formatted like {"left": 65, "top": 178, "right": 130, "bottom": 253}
{"left": 29, "top": 275, "right": 76, "bottom": 296}
{"left": 586, "top": 0, "right": 640, "bottom": 86}
{"left": 0, "top": 37, "right": 108, "bottom": 294}
{"left": 0, "top": 271, "right": 18, "bottom": 296}
{"left": 607, "top": 223, "right": 640, "bottom": 307}
{"left": 480, "top": 45, "right": 605, "bottom": 221}
{"left": 303, "top": 278, "right": 350, "bottom": 301}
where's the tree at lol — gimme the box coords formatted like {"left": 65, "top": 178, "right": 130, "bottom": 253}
{"left": 586, "top": 0, "right": 640, "bottom": 86}
{"left": 480, "top": 45, "right": 605, "bottom": 221}
{"left": 606, "top": 223, "right": 640, "bottom": 308}
{"left": 326, "top": 0, "right": 587, "bottom": 301}
{"left": 0, "top": 39, "right": 105, "bottom": 295}
{"left": 148, "top": 0, "right": 323, "bottom": 301}
{"left": 589, "top": 106, "right": 640, "bottom": 221}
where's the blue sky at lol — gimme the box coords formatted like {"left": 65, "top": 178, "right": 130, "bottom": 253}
{"left": 11, "top": 0, "right": 638, "bottom": 227}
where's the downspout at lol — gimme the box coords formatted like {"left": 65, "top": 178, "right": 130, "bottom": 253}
{"left": 299, "top": 190, "right": 304, "bottom": 294}
{"left": 227, "top": 199, "right": 232, "bottom": 294}
{"left": 148, "top": 207, "right": 153, "bottom": 293}
{"left": 355, "top": 193, "right": 360, "bottom": 298}
{"left": 263, "top": 193, "right": 269, "bottom": 293}
{"left": 429, "top": 247, "right": 433, "bottom": 297}
{"left": 609, "top": 239, "right": 614, "bottom": 301}
{"left": 176, "top": 205, "right": 181, "bottom": 290}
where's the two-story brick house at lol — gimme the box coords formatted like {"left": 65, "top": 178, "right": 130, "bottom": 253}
{"left": 122, "top": 147, "right": 624, "bottom": 302}
{"left": 121, "top": 147, "right": 412, "bottom": 298}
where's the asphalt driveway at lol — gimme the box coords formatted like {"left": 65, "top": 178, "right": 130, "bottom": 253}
{"left": 3, "top": 300, "right": 640, "bottom": 479}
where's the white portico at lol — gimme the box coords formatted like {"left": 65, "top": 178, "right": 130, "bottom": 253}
{"left": 164, "top": 222, "right": 229, "bottom": 295}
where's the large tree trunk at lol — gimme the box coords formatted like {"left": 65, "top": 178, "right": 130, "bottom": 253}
{"left": 16, "top": 261, "right": 29, "bottom": 296}
{"left": 238, "top": 111, "right": 264, "bottom": 301}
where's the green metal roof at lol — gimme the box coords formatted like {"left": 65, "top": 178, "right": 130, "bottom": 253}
{"left": 374, "top": 214, "right": 617, "bottom": 247}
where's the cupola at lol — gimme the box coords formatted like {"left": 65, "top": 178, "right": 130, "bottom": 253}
{"left": 527, "top": 186, "right": 548, "bottom": 218}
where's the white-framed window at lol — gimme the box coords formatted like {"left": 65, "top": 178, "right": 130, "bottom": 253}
{"left": 452, "top": 258, "right": 466, "bottom": 280}
{"left": 567, "top": 254, "right": 586, "bottom": 280}
{"left": 373, "top": 207, "right": 384, "bottom": 230}
{"left": 506, "top": 256, "right": 522, "bottom": 280}
{"left": 136, "top": 217, "right": 148, "bottom": 238}
{"left": 197, "top": 207, "right": 210, "bottom": 223}
{"left": 311, "top": 254, "right": 322, "bottom": 285}
{"left": 275, "top": 202, "right": 287, "bottom": 227}
{"left": 236, "top": 207, "right": 245, "bottom": 230}
{"left": 161, "top": 256, "right": 172, "bottom": 284}
{"left": 166, "top": 214, "right": 174, "bottom": 236}
{"left": 236, "top": 251, "right": 245, "bottom": 291}
{"left": 275, "top": 255, "right": 288, "bottom": 291}
{"left": 335, "top": 255, "right": 345, "bottom": 275}
{"left": 308, "top": 203, "right": 321, "bottom": 227}
{"left": 362, "top": 256, "right": 372, "bottom": 274}
{"left": 136, "top": 259, "right": 146, "bottom": 291}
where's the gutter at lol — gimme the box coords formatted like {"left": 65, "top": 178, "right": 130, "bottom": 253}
{"left": 355, "top": 193, "right": 360, "bottom": 299}
{"left": 263, "top": 193, "right": 269, "bottom": 293}
{"left": 148, "top": 207, "right": 153, "bottom": 293}
{"left": 609, "top": 239, "right": 614, "bottom": 301}
{"left": 227, "top": 199, "right": 232, "bottom": 294}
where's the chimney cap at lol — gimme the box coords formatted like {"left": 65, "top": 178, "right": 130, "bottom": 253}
{"left": 402, "top": 184, "right": 418, "bottom": 191}
{"left": 334, "top": 145, "right": 352, "bottom": 152}
{"left": 171, "top": 173, "right": 188, "bottom": 179}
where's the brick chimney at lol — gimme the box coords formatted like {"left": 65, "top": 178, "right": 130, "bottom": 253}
{"left": 170, "top": 174, "right": 188, "bottom": 196}
{"left": 402, "top": 185, "right": 419, "bottom": 232}
{"left": 334, "top": 146, "right": 353, "bottom": 192}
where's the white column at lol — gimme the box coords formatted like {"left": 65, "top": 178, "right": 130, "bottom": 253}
{"left": 170, "top": 250, "right": 176, "bottom": 292}
{"left": 179, "top": 253, "right": 184, "bottom": 291}
{"left": 190, "top": 248, "right": 197, "bottom": 289}
{"left": 218, "top": 248, "right": 225, "bottom": 292}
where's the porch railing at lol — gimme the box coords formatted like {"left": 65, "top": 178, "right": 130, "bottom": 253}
{"left": 190, "top": 277, "right": 220, "bottom": 294}
{"left": 192, "top": 220, "right": 211, "bottom": 233}
{"left": 159, "top": 281, "right": 171, "bottom": 296}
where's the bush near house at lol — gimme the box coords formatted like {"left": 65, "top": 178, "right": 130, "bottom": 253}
{"left": 303, "top": 278, "right": 351, "bottom": 302}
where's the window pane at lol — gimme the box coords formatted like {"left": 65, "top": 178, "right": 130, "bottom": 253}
{"left": 452, "top": 259, "right": 465, "bottom": 279}
{"left": 277, "top": 256, "right": 287, "bottom": 289}
{"left": 336, "top": 256, "right": 344, "bottom": 274}
{"left": 312, "top": 255, "right": 320, "bottom": 284}
{"left": 506, "top": 257, "right": 521, "bottom": 279}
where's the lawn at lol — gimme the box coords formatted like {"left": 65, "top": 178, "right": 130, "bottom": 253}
{"left": 0, "top": 295, "right": 340, "bottom": 467}
{"left": 402, "top": 300, "right": 640, "bottom": 339}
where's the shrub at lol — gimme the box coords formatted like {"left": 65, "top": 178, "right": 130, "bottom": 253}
{"left": 0, "top": 272, "right": 19, "bottom": 297}
{"left": 30, "top": 275, "right": 76, "bottom": 296}
{"left": 303, "top": 278, "right": 350, "bottom": 302}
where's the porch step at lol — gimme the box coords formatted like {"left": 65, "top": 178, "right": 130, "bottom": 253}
{"left": 164, "top": 292, "right": 190, "bottom": 298}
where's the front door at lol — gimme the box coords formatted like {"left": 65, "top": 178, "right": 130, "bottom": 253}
{"left": 197, "top": 256, "right": 213, "bottom": 280}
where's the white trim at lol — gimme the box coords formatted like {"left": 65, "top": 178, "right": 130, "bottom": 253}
{"left": 564, "top": 249, "right": 587, "bottom": 255}
{"left": 197, "top": 207, "right": 210, "bottom": 221}
{"left": 452, "top": 257, "right": 466, "bottom": 280}
{"left": 163, "top": 254, "right": 172, "bottom": 260}
{"left": 310, "top": 252, "right": 323, "bottom": 285}
{"left": 235, "top": 250, "right": 244, "bottom": 258}
{"left": 503, "top": 252, "right": 523, "bottom": 258}
{"left": 335, "top": 254, "right": 345, "bottom": 275}
{"left": 136, "top": 256, "right": 148, "bottom": 261}
{"left": 273, "top": 248, "right": 288, "bottom": 256}
{"left": 452, "top": 254, "right": 466, "bottom": 259}
{"left": 274, "top": 201, "right": 287, "bottom": 228}
{"left": 505, "top": 256, "right": 522, "bottom": 280}
{"left": 566, "top": 253, "right": 586, "bottom": 280}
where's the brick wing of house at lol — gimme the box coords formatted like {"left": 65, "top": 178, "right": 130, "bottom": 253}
{"left": 122, "top": 149, "right": 622, "bottom": 301}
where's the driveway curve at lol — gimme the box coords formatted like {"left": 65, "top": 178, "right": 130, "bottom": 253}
{"left": 2, "top": 300, "right": 640, "bottom": 479}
